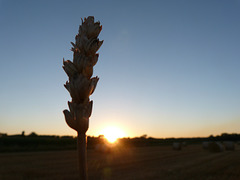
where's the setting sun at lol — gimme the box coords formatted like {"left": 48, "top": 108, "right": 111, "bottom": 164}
{"left": 100, "top": 126, "right": 126, "bottom": 143}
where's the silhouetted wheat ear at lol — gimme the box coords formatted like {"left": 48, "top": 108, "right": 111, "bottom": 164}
{"left": 63, "top": 16, "right": 103, "bottom": 180}
{"left": 63, "top": 16, "right": 103, "bottom": 133}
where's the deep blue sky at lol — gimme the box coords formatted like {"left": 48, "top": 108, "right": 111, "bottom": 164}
{"left": 1, "top": 0, "right": 240, "bottom": 138}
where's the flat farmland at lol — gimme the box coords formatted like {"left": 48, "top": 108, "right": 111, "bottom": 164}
{"left": 0, "top": 144, "right": 239, "bottom": 180}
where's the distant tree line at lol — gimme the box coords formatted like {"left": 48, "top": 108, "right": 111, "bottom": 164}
{"left": 0, "top": 132, "right": 239, "bottom": 153}
{"left": 118, "top": 133, "right": 240, "bottom": 147}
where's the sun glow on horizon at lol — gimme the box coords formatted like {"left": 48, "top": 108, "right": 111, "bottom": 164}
{"left": 100, "top": 126, "right": 126, "bottom": 143}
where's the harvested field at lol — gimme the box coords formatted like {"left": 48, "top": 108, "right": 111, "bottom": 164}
{"left": 0, "top": 144, "right": 239, "bottom": 180}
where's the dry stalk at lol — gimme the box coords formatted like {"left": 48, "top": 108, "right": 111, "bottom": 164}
{"left": 63, "top": 16, "right": 103, "bottom": 180}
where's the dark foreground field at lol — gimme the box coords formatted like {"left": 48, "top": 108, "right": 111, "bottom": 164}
{"left": 0, "top": 144, "right": 239, "bottom": 180}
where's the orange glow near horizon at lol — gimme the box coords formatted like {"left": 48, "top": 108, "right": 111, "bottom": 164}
{"left": 100, "top": 126, "right": 126, "bottom": 143}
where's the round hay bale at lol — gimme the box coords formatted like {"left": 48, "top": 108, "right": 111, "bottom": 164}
{"left": 182, "top": 142, "right": 187, "bottom": 147}
{"left": 223, "top": 141, "right": 235, "bottom": 151}
{"left": 202, "top": 141, "right": 209, "bottom": 150}
{"left": 172, "top": 142, "right": 182, "bottom": 150}
{"left": 208, "top": 142, "right": 224, "bottom": 153}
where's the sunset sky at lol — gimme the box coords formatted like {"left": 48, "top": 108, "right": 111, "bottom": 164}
{"left": 1, "top": 0, "right": 240, "bottom": 138}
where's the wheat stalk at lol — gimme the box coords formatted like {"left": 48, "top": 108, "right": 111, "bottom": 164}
{"left": 63, "top": 16, "right": 103, "bottom": 180}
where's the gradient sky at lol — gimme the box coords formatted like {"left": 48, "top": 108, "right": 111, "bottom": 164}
{"left": 1, "top": 0, "right": 240, "bottom": 138}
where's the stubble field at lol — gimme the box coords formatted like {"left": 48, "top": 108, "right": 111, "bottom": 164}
{"left": 0, "top": 144, "right": 239, "bottom": 180}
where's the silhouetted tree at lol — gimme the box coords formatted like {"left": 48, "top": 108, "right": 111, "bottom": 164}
{"left": 29, "top": 132, "right": 38, "bottom": 137}
{"left": 140, "top": 134, "right": 148, "bottom": 139}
